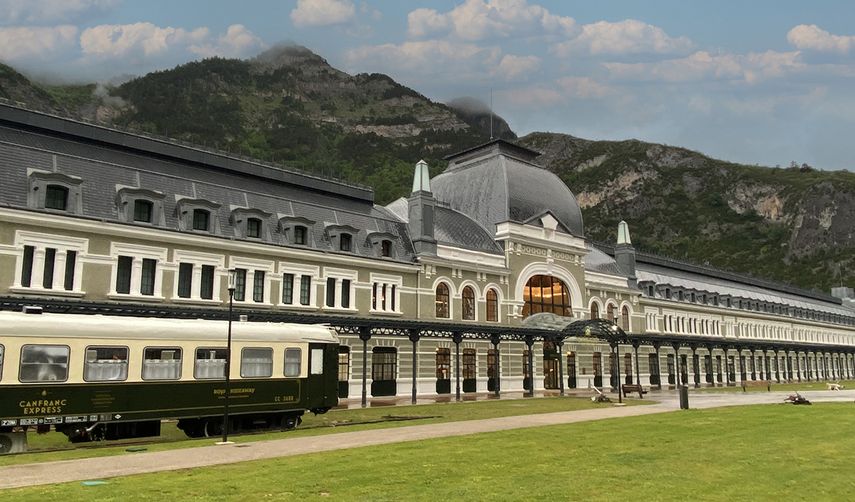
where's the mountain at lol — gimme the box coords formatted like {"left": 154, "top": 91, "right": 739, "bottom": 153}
{"left": 518, "top": 132, "right": 855, "bottom": 292}
{"left": 1, "top": 46, "right": 854, "bottom": 292}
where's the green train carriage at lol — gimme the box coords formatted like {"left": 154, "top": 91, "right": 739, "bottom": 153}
{"left": 0, "top": 310, "right": 339, "bottom": 454}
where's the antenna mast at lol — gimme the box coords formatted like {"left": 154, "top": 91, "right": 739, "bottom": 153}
{"left": 489, "top": 87, "right": 493, "bottom": 140}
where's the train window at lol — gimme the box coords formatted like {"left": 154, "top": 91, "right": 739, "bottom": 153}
{"left": 19, "top": 344, "right": 69, "bottom": 382}
{"left": 84, "top": 346, "right": 129, "bottom": 381}
{"left": 284, "top": 348, "right": 301, "bottom": 377}
{"left": 142, "top": 347, "right": 182, "bottom": 380}
{"left": 241, "top": 347, "right": 273, "bottom": 378}
{"left": 311, "top": 348, "right": 324, "bottom": 375}
{"left": 195, "top": 348, "right": 226, "bottom": 379}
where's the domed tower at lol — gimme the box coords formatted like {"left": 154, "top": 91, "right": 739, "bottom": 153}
{"left": 430, "top": 139, "right": 584, "bottom": 238}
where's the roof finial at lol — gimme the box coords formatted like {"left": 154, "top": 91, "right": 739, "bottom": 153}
{"left": 412, "top": 159, "right": 431, "bottom": 194}
{"left": 617, "top": 220, "right": 631, "bottom": 245}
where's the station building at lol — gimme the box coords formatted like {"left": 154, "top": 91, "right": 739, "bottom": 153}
{"left": 1, "top": 101, "right": 854, "bottom": 400}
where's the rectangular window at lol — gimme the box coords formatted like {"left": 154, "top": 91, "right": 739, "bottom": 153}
{"left": 192, "top": 209, "right": 209, "bottom": 231}
{"left": 326, "top": 277, "right": 336, "bottom": 307}
{"left": 63, "top": 250, "right": 76, "bottom": 290}
{"left": 339, "top": 233, "right": 352, "bottom": 252}
{"left": 300, "top": 275, "right": 311, "bottom": 306}
{"left": 247, "top": 218, "right": 262, "bottom": 239}
{"left": 463, "top": 349, "right": 476, "bottom": 379}
{"left": 436, "top": 348, "right": 450, "bottom": 379}
{"left": 284, "top": 348, "right": 301, "bottom": 377}
{"left": 341, "top": 279, "right": 351, "bottom": 309}
{"left": 234, "top": 268, "right": 247, "bottom": 301}
{"left": 116, "top": 255, "right": 133, "bottom": 294}
{"left": 42, "top": 247, "right": 56, "bottom": 288}
{"left": 487, "top": 349, "right": 498, "bottom": 380}
{"left": 134, "top": 199, "right": 153, "bottom": 222}
{"left": 372, "top": 348, "right": 397, "bottom": 381}
{"left": 282, "top": 273, "right": 294, "bottom": 304}
{"left": 294, "top": 226, "right": 307, "bottom": 245}
{"left": 311, "top": 348, "right": 324, "bottom": 375}
{"left": 21, "top": 245, "right": 35, "bottom": 288}
{"left": 253, "top": 271, "right": 265, "bottom": 302}
{"left": 0, "top": 345, "right": 4, "bottom": 381}
{"left": 241, "top": 347, "right": 273, "bottom": 378}
{"left": 20, "top": 344, "right": 69, "bottom": 382}
{"left": 200, "top": 265, "right": 215, "bottom": 300}
{"left": 140, "top": 258, "right": 156, "bottom": 296}
{"left": 338, "top": 347, "right": 350, "bottom": 382}
{"left": 177, "top": 263, "right": 193, "bottom": 298}
{"left": 84, "top": 346, "right": 129, "bottom": 381}
{"left": 194, "top": 348, "right": 227, "bottom": 379}
{"left": 45, "top": 185, "right": 68, "bottom": 210}
{"left": 391, "top": 285, "right": 396, "bottom": 312}
{"left": 142, "top": 347, "right": 182, "bottom": 380}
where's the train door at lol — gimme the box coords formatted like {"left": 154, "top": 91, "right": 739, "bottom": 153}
{"left": 308, "top": 343, "right": 338, "bottom": 409}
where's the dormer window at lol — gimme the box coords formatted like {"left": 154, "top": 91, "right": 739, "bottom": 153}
{"left": 117, "top": 186, "right": 165, "bottom": 226}
{"left": 45, "top": 185, "right": 68, "bottom": 210}
{"left": 294, "top": 226, "right": 307, "bottom": 245}
{"left": 193, "top": 209, "right": 210, "bottom": 231}
{"left": 176, "top": 197, "right": 221, "bottom": 234}
{"left": 368, "top": 232, "right": 397, "bottom": 258}
{"left": 134, "top": 200, "right": 153, "bottom": 223}
{"left": 247, "top": 218, "right": 262, "bottom": 239}
{"left": 339, "top": 233, "right": 352, "bottom": 252}
{"left": 381, "top": 240, "right": 392, "bottom": 257}
{"left": 28, "top": 169, "right": 83, "bottom": 214}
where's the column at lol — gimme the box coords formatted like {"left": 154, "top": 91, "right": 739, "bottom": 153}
{"left": 525, "top": 336, "right": 535, "bottom": 397}
{"left": 557, "top": 338, "right": 565, "bottom": 397}
{"left": 359, "top": 327, "right": 371, "bottom": 408}
{"left": 491, "top": 334, "right": 501, "bottom": 397}
{"left": 453, "top": 332, "right": 462, "bottom": 402}
{"left": 409, "top": 329, "right": 419, "bottom": 405}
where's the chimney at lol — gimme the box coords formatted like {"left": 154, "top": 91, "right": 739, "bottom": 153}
{"left": 408, "top": 160, "right": 436, "bottom": 255}
{"left": 615, "top": 220, "right": 637, "bottom": 288}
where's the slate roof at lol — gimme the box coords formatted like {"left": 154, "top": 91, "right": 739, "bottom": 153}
{"left": 584, "top": 246, "right": 626, "bottom": 277}
{"left": 431, "top": 140, "right": 585, "bottom": 238}
{"left": 0, "top": 106, "right": 414, "bottom": 262}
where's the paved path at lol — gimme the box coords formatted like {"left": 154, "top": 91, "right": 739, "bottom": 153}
{"left": 1, "top": 389, "right": 853, "bottom": 490}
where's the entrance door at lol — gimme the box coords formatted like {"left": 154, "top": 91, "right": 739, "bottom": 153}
{"left": 648, "top": 353, "right": 660, "bottom": 386}
{"left": 435, "top": 348, "right": 451, "bottom": 394}
{"left": 593, "top": 352, "right": 603, "bottom": 388}
{"left": 666, "top": 354, "right": 675, "bottom": 386}
{"left": 487, "top": 349, "right": 499, "bottom": 392}
{"left": 704, "top": 355, "right": 713, "bottom": 384}
{"left": 543, "top": 357, "right": 559, "bottom": 389}
{"left": 567, "top": 351, "right": 577, "bottom": 389}
{"left": 463, "top": 349, "right": 477, "bottom": 393}
{"left": 624, "top": 353, "right": 633, "bottom": 385}
{"left": 371, "top": 347, "right": 397, "bottom": 397}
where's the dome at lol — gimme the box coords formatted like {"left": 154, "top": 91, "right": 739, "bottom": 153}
{"left": 430, "top": 140, "right": 584, "bottom": 237}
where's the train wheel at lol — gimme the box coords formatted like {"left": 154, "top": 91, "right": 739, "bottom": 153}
{"left": 203, "top": 419, "right": 223, "bottom": 438}
{"left": 281, "top": 415, "right": 301, "bottom": 430}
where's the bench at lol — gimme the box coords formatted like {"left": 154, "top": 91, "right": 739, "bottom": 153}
{"left": 741, "top": 380, "right": 771, "bottom": 392}
{"left": 621, "top": 384, "right": 649, "bottom": 398}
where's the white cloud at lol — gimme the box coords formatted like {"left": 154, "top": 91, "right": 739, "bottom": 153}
{"left": 290, "top": 0, "right": 356, "bottom": 28}
{"left": 80, "top": 23, "right": 209, "bottom": 58}
{"left": 0, "top": 25, "right": 78, "bottom": 62}
{"left": 0, "top": 0, "right": 118, "bottom": 24}
{"left": 407, "top": 0, "right": 576, "bottom": 41}
{"left": 555, "top": 76, "right": 614, "bottom": 98}
{"left": 498, "top": 76, "right": 614, "bottom": 108}
{"left": 190, "top": 24, "right": 266, "bottom": 58}
{"left": 787, "top": 24, "right": 854, "bottom": 54}
{"left": 495, "top": 54, "right": 540, "bottom": 80}
{"left": 604, "top": 50, "right": 804, "bottom": 84}
{"left": 552, "top": 19, "right": 693, "bottom": 56}
{"left": 345, "top": 40, "right": 500, "bottom": 74}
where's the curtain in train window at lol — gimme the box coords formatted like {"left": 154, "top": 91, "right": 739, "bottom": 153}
{"left": 195, "top": 347, "right": 227, "bottom": 379}
{"left": 142, "top": 347, "right": 182, "bottom": 380}
{"left": 20, "top": 345, "right": 69, "bottom": 382}
{"left": 84, "top": 346, "right": 129, "bottom": 381}
{"left": 284, "top": 348, "right": 302, "bottom": 377}
{"left": 241, "top": 347, "right": 273, "bottom": 377}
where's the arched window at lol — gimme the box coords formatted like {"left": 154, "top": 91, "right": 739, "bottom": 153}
{"left": 621, "top": 306, "right": 629, "bottom": 330}
{"left": 486, "top": 289, "right": 498, "bottom": 322}
{"left": 590, "top": 303, "right": 599, "bottom": 320}
{"left": 435, "top": 283, "right": 450, "bottom": 318}
{"left": 607, "top": 304, "right": 616, "bottom": 323}
{"left": 462, "top": 286, "right": 476, "bottom": 320}
{"left": 522, "top": 275, "right": 572, "bottom": 318}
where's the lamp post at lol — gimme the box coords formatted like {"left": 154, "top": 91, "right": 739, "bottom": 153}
{"left": 219, "top": 268, "right": 237, "bottom": 445}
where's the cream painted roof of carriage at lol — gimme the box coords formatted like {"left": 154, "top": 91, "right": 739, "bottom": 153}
{"left": 636, "top": 264, "right": 855, "bottom": 317}
{"left": 0, "top": 312, "right": 338, "bottom": 343}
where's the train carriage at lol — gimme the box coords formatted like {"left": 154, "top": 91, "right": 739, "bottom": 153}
{"left": 0, "top": 310, "right": 339, "bottom": 454}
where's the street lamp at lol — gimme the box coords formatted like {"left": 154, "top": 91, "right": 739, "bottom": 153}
{"left": 219, "top": 268, "right": 237, "bottom": 445}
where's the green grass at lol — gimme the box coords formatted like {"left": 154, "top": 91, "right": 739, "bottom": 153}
{"left": 7, "top": 403, "right": 855, "bottom": 500}
{"left": 1, "top": 395, "right": 634, "bottom": 466}
{"left": 692, "top": 379, "right": 855, "bottom": 393}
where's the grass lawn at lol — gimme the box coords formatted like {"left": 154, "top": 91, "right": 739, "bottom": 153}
{"left": 691, "top": 379, "right": 855, "bottom": 393}
{"left": 6, "top": 402, "right": 854, "bottom": 501}
{"left": 1, "top": 395, "right": 637, "bottom": 466}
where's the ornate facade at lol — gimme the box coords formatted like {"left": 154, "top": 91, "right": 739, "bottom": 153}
{"left": 2, "top": 102, "right": 854, "bottom": 400}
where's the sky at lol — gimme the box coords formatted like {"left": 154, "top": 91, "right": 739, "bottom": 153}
{"left": 2, "top": 0, "right": 855, "bottom": 170}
